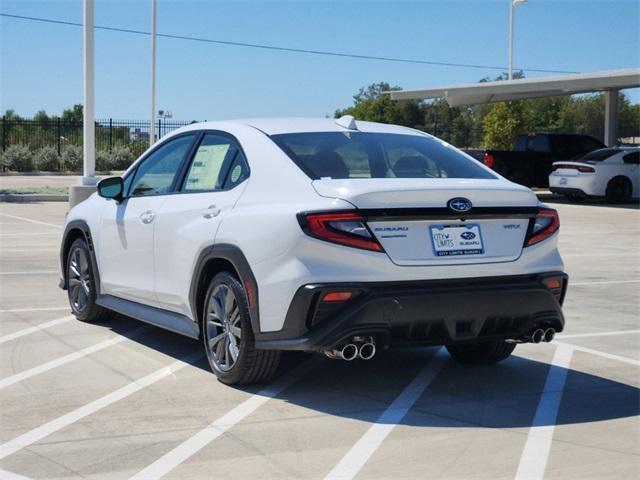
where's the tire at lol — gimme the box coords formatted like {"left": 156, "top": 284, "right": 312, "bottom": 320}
{"left": 605, "top": 176, "right": 632, "bottom": 204}
{"left": 446, "top": 340, "right": 516, "bottom": 365}
{"left": 202, "top": 271, "right": 281, "bottom": 385}
{"left": 66, "top": 237, "right": 110, "bottom": 322}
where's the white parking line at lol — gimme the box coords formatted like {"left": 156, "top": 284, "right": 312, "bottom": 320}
{"left": 559, "top": 329, "right": 640, "bottom": 339}
{"left": 0, "top": 232, "right": 59, "bottom": 237}
{"left": 130, "top": 358, "right": 321, "bottom": 480}
{"left": 515, "top": 344, "right": 574, "bottom": 480}
{"left": 563, "top": 252, "right": 638, "bottom": 257}
{"left": 0, "top": 468, "right": 34, "bottom": 480}
{"left": 0, "top": 248, "right": 59, "bottom": 253}
{"left": 555, "top": 341, "right": 640, "bottom": 367}
{"left": 0, "top": 271, "right": 58, "bottom": 276}
{"left": 0, "top": 325, "right": 152, "bottom": 389}
{"left": 0, "top": 213, "right": 62, "bottom": 230}
{"left": 570, "top": 280, "right": 640, "bottom": 286}
{"left": 0, "top": 351, "right": 202, "bottom": 461}
{"left": 0, "top": 315, "right": 74, "bottom": 345}
{"left": 324, "top": 348, "right": 447, "bottom": 480}
{"left": 0, "top": 306, "right": 69, "bottom": 314}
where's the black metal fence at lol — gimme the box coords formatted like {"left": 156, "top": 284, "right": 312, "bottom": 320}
{"left": 0, "top": 117, "right": 194, "bottom": 158}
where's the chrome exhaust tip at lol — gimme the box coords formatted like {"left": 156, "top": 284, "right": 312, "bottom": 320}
{"left": 341, "top": 344, "right": 358, "bottom": 361}
{"left": 529, "top": 328, "right": 545, "bottom": 344}
{"left": 324, "top": 343, "right": 358, "bottom": 361}
{"left": 358, "top": 342, "right": 376, "bottom": 360}
{"left": 543, "top": 328, "right": 556, "bottom": 343}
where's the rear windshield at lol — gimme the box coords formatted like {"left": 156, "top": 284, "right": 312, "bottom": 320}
{"left": 580, "top": 149, "right": 618, "bottom": 161}
{"left": 270, "top": 132, "right": 496, "bottom": 180}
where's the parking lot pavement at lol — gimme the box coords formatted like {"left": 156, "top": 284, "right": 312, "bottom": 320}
{"left": 0, "top": 201, "right": 638, "bottom": 480}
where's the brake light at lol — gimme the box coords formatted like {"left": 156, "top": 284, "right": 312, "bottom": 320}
{"left": 300, "top": 212, "right": 384, "bottom": 252}
{"left": 484, "top": 153, "right": 495, "bottom": 168}
{"left": 552, "top": 164, "right": 595, "bottom": 173}
{"left": 525, "top": 208, "right": 560, "bottom": 247}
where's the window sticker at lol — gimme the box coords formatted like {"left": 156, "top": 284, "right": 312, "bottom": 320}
{"left": 185, "top": 144, "right": 230, "bottom": 190}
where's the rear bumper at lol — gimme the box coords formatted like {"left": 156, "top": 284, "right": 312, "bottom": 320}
{"left": 549, "top": 187, "right": 589, "bottom": 197}
{"left": 254, "top": 272, "right": 568, "bottom": 351}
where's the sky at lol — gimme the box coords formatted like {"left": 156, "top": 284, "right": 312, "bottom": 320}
{"left": 1, "top": 0, "right": 639, "bottom": 121}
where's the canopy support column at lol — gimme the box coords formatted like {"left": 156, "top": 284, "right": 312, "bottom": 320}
{"left": 604, "top": 89, "right": 619, "bottom": 147}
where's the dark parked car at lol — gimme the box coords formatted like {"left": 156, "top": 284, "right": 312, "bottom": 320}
{"left": 481, "top": 133, "right": 605, "bottom": 187}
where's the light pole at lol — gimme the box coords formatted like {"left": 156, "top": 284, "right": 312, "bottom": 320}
{"left": 150, "top": 0, "right": 157, "bottom": 147}
{"left": 83, "top": 0, "right": 95, "bottom": 184}
{"left": 509, "top": 0, "right": 528, "bottom": 80}
{"left": 70, "top": 0, "right": 97, "bottom": 208}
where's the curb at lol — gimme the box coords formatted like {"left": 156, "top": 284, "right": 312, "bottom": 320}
{"left": 0, "top": 194, "right": 68, "bottom": 203}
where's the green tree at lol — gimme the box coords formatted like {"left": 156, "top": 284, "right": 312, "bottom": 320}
{"left": 482, "top": 101, "right": 525, "bottom": 149}
{"left": 334, "top": 82, "right": 423, "bottom": 128}
{"left": 61, "top": 104, "right": 83, "bottom": 125}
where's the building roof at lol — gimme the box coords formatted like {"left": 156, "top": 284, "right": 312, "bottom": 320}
{"left": 387, "top": 68, "right": 640, "bottom": 106}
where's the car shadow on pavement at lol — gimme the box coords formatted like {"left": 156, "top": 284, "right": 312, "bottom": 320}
{"left": 101, "top": 314, "right": 639, "bottom": 429}
{"left": 271, "top": 348, "right": 640, "bottom": 429}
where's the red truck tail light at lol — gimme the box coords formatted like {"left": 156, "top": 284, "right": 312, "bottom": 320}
{"left": 483, "top": 153, "right": 495, "bottom": 168}
{"left": 299, "top": 212, "right": 384, "bottom": 252}
{"left": 552, "top": 164, "right": 595, "bottom": 173}
{"left": 525, "top": 208, "right": 560, "bottom": 247}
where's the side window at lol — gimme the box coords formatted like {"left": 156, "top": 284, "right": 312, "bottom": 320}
{"left": 129, "top": 135, "right": 196, "bottom": 197}
{"left": 623, "top": 152, "right": 640, "bottom": 165}
{"left": 182, "top": 133, "right": 248, "bottom": 192}
{"left": 531, "top": 135, "right": 550, "bottom": 152}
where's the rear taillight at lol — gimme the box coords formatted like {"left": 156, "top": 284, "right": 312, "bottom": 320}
{"left": 525, "top": 208, "right": 560, "bottom": 247}
{"left": 299, "top": 212, "right": 384, "bottom": 252}
{"left": 552, "top": 164, "right": 595, "bottom": 173}
{"left": 484, "top": 153, "right": 495, "bottom": 168}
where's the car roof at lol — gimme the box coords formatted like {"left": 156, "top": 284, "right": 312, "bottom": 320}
{"left": 174, "top": 117, "right": 425, "bottom": 136}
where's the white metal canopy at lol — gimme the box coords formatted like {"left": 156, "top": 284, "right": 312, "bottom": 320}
{"left": 387, "top": 68, "right": 640, "bottom": 147}
{"left": 388, "top": 69, "right": 640, "bottom": 105}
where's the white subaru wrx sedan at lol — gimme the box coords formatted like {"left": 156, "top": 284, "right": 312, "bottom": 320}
{"left": 59, "top": 117, "right": 567, "bottom": 385}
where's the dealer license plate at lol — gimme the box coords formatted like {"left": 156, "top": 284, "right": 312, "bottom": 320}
{"left": 430, "top": 224, "right": 484, "bottom": 257}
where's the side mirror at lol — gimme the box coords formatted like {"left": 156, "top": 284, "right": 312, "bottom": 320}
{"left": 97, "top": 176, "right": 124, "bottom": 202}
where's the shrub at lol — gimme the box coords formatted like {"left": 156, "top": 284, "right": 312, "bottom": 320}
{"left": 96, "top": 150, "right": 115, "bottom": 172}
{"left": 34, "top": 147, "right": 61, "bottom": 171}
{"left": 61, "top": 145, "right": 83, "bottom": 172}
{"left": 111, "top": 146, "right": 134, "bottom": 170}
{"left": 1, "top": 145, "right": 34, "bottom": 172}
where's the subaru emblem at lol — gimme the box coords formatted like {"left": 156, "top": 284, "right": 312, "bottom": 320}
{"left": 460, "top": 231, "right": 476, "bottom": 240}
{"left": 448, "top": 198, "right": 472, "bottom": 213}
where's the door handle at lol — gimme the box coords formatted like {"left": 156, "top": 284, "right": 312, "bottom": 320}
{"left": 202, "top": 205, "right": 221, "bottom": 219}
{"left": 139, "top": 210, "right": 155, "bottom": 224}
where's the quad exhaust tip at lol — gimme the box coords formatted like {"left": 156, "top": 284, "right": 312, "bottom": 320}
{"left": 525, "top": 327, "right": 556, "bottom": 344}
{"left": 324, "top": 337, "right": 376, "bottom": 361}
{"left": 543, "top": 328, "right": 556, "bottom": 343}
{"left": 324, "top": 343, "right": 358, "bottom": 361}
{"left": 358, "top": 342, "right": 376, "bottom": 360}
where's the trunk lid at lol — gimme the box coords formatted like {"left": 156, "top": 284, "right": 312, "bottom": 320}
{"left": 312, "top": 178, "right": 538, "bottom": 266}
{"left": 551, "top": 161, "right": 597, "bottom": 176}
